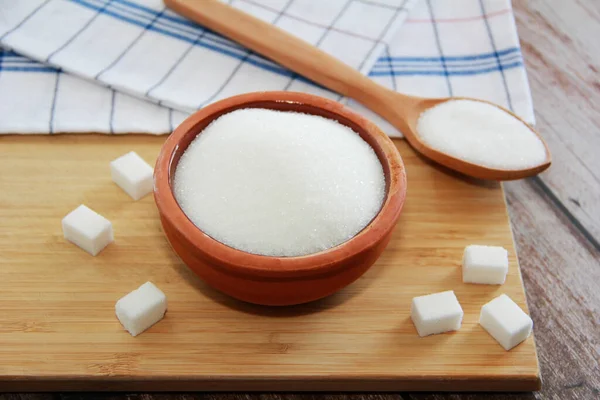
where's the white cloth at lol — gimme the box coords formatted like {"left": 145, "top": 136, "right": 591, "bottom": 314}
{"left": 0, "top": 0, "right": 534, "bottom": 137}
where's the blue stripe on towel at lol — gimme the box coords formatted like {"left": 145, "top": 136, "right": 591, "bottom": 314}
{"left": 368, "top": 61, "right": 523, "bottom": 77}
{"left": 0, "top": 66, "right": 57, "bottom": 72}
{"left": 426, "top": 0, "right": 452, "bottom": 96}
{"left": 479, "top": 0, "right": 513, "bottom": 110}
{"left": 378, "top": 47, "right": 521, "bottom": 62}
{"left": 0, "top": 49, "right": 59, "bottom": 73}
{"left": 371, "top": 52, "right": 522, "bottom": 70}
{"left": 369, "top": 55, "right": 523, "bottom": 75}
{"left": 0, "top": 48, "right": 525, "bottom": 78}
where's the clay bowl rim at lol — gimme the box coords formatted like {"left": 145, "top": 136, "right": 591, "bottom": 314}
{"left": 154, "top": 91, "right": 407, "bottom": 280}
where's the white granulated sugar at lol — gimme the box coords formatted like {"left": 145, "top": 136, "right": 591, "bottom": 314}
{"left": 416, "top": 100, "right": 547, "bottom": 170}
{"left": 173, "top": 108, "right": 386, "bottom": 257}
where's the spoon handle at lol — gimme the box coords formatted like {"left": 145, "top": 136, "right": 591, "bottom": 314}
{"left": 165, "top": 0, "right": 401, "bottom": 114}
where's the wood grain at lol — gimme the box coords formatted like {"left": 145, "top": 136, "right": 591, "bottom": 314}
{"left": 503, "top": 180, "right": 600, "bottom": 400}
{"left": 0, "top": 135, "right": 538, "bottom": 392}
{"left": 513, "top": 0, "right": 600, "bottom": 243}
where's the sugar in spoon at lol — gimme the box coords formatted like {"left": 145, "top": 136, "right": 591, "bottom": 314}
{"left": 165, "top": 0, "right": 551, "bottom": 181}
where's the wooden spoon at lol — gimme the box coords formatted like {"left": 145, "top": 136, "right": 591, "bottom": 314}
{"left": 165, "top": 0, "right": 551, "bottom": 181}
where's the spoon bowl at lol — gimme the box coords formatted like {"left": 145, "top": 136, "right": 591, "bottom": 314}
{"left": 398, "top": 96, "right": 552, "bottom": 180}
{"left": 166, "top": 0, "right": 552, "bottom": 181}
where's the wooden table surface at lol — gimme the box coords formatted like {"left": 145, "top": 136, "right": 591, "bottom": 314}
{"left": 2, "top": 0, "right": 598, "bottom": 399}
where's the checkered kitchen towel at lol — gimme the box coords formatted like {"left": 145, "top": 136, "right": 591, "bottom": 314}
{"left": 0, "top": 0, "right": 534, "bottom": 137}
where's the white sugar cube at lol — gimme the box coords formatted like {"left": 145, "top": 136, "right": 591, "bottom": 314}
{"left": 462, "top": 245, "right": 509, "bottom": 284}
{"left": 479, "top": 294, "right": 533, "bottom": 351}
{"left": 411, "top": 290, "right": 464, "bottom": 337}
{"left": 115, "top": 282, "right": 167, "bottom": 337}
{"left": 110, "top": 151, "right": 154, "bottom": 200}
{"left": 62, "top": 205, "right": 113, "bottom": 256}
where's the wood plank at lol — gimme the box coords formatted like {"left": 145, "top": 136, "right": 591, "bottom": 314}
{"left": 503, "top": 179, "right": 600, "bottom": 400}
{"left": 512, "top": 0, "right": 600, "bottom": 244}
{"left": 0, "top": 135, "right": 538, "bottom": 392}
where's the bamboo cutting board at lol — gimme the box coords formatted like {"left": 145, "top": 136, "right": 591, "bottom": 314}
{"left": 0, "top": 135, "right": 540, "bottom": 392}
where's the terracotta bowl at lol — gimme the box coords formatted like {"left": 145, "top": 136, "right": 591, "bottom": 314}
{"left": 154, "top": 91, "right": 407, "bottom": 306}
